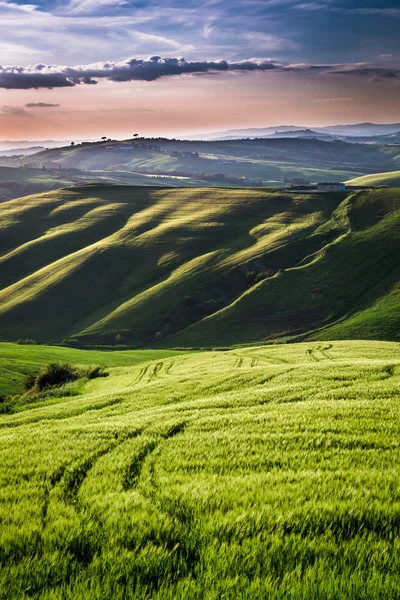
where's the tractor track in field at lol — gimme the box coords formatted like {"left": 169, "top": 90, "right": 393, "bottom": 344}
{"left": 123, "top": 421, "right": 187, "bottom": 491}
{"left": 133, "top": 360, "right": 175, "bottom": 385}
{"left": 306, "top": 344, "right": 335, "bottom": 362}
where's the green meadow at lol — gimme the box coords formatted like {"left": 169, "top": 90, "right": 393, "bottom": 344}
{"left": 0, "top": 342, "right": 183, "bottom": 396}
{"left": 0, "top": 340, "right": 399, "bottom": 599}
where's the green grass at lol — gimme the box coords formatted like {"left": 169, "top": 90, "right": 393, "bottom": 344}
{"left": 0, "top": 339, "right": 399, "bottom": 598}
{"left": 0, "top": 185, "right": 399, "bottom": 346}
{"left": 347, "top": 170, "right": 400, "bottom": 187}
{"left": 0, "top": 342, "right": 184, "bottom": 396}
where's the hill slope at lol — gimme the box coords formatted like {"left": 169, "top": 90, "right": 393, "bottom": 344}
{"left": 0, "top": 185, "right": 399, "bottom": 346}
{"left": 14, "top": 137, "right": 400, "bottom": 183}
{"left": 0, "top": 340, "right": 399, "bottom": 598}
{"left": 347, "top": 170, "right": 400, "bottom": 187}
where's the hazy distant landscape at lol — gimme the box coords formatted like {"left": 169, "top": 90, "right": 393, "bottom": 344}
{"left": 1, "top": 128, "right": 400, "bottom": 203}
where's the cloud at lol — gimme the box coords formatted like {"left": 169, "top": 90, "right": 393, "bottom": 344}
{"left": 348, "top": 8, "right": 400, "bottom": 18}
{"left": 25, "top": 102, "right": 60, "bottom": 108}
{"left": 294, "top": 3, "right": 400, "bottom": 17}
{"left": 0, "top": 56, "right": 279, "bottom": 89}
{"left": 1, "top": 105, "right": 29, "bottom": 116}
{"left": 0, "top": 56, "right": 399, "bottom": 89}
{"left": 68, "top": 0, "right": 129, "bottom": 13}
{"left": 0, "top": 2, "right": 36, "bottom": 12}
{"left": 242, "top": 32, "right": 299, "bottom": 51}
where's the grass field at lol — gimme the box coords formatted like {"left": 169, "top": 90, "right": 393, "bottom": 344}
{"left": 0, "top": 339, "right": 399, "bottom": 599}
{"left": 0, "top": 342, "right": 184, "bottom": 396}
{"left": 347, "top": 170, "right": 400, "bottom": 187}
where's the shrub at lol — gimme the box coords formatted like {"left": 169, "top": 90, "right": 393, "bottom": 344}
{"left": 0, "top": 393, "right": 12, "bottom": 414}
{"left": 24, "top": 373, "right": 37, "bottom": 391}
{"left": 16, "top": 339, "right": 37, "bottom": 345}
{"left": 34, "top": 363, "right": 78, "bottom": 391}
{"left": 82, "top": 366, "right": 109, "bottom": 380}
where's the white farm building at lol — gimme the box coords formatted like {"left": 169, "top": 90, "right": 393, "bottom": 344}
{"left": 317, "top": 182, "right": 346, "bottom": 192}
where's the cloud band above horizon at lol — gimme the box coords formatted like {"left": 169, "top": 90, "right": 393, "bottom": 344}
{"left": 1, "top": 56, "right": 399, "bottom": 90}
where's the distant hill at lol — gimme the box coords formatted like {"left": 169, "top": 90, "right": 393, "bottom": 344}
{"left": 5, "top": 138, "right": 400, "bottom": 189}
{"left": 260, "top": 129, "right": 335, "bottom": 142}
{"left": 0, "top": 184, "right": 398, "bottom": 347}
{"left": 188, "top": 123, "right": 400, "bottom": 141}
{"left": 0, "top": 146, "right": 46, "bottom": 157}
{"left": 0, "top": 140, "right": 77, "bottom": 152}
{"left": 316, "top": 123, "right": 400, "bottom": 137}
{"left": 347, "top": 171, "right": 400, "bottom": 187}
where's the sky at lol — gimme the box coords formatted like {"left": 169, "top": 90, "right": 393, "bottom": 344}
{"left": 0, "top": 0, "right": 399, "bottom": 140}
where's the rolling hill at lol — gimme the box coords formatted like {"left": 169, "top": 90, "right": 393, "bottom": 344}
{"left": 0, "top": 339, "right": 399, "bottom": 598}
{"left": 0, "top": 165, "right": 245, "bottom": 204}
{"left": 10, "top": 137, "right": 400, "bottom": 184}
{"left": 0, "top": 184, "right": 398, "bottom": 347}
{"left": 347, "top": 170, "right": 400, "bottom": 187}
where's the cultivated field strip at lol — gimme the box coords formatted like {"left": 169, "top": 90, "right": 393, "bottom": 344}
{"left": 0, "top": 340, "right": 399, "bottom": 598}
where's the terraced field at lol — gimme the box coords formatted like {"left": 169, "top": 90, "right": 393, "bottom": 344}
{"left": 0, "top": 184, "right": 398, "bottom": 347}
{"left": 0, "top": 340, "right": 399, "bottom": 599}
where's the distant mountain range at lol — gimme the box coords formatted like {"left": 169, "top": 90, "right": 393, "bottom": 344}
{"left": 187, "top": 123, "right": 400, "bottom": 141}
{"left": 0, "top": 140, "right": 88, "bottom": 153}
{"left": 2, "top": 124, "right": 400, "bottom": 151}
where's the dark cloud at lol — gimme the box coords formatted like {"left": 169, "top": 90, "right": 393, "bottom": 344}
{"left": 0, "top": 56, "right": 278, "bottom": 89}
{"left": 25, "top": 102, "right": 60, "bottom": 108}
{"left": 0, "top": 56, "right": 399, "bottom": 89}
{"left": 1, "top": 105, "right": 29, "bottom": 116}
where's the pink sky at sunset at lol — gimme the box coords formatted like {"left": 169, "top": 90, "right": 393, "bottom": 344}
{"left": 2, "top": 71, "right": 400, "bottom": 141}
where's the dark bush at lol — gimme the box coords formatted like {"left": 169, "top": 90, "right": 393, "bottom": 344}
{"left": 0, "top": 393, "right": 12, "bottom": 414}
{"left": 82, "top": 366, "right": 109, "bottom": 380}
{"left": 16, "top": 339, "right": 37, "bottom": 345}
{"left": 24, "top": 373, "right": 37, "bottom": 391}
{"left": 35, "top": 363, "right": 78, "bottom": 391}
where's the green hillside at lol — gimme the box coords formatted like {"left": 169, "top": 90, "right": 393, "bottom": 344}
{"left": 0, "top": 185, "right": 399, "bottom": 346}
{"left": 0, "top": 165, "right": 236, "bottom": 204}
{"left": 0, "top": 340, "right": 399, "bottom": 598}
{"left": 347, "top": 170, "right": 400, "bottom": 187}
{"left": 17, "top": 137, "right": 400, "bottom": 184}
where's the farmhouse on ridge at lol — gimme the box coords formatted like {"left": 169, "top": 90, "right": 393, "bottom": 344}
{"left": 317, "top": 182, "right": 346, "bottom": 192}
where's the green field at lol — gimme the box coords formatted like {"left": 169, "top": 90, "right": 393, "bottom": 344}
{"left": 0, "top": 185, "right": 399, "bottom": 346}
{"left": 0, "top": 340, "right": 399, "bottom": 599}
{"left": 347, "top": 170, "right": 400, "bottom": 187}
{"left": 0, "top": 342, "right": 184, "bottom": 396}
